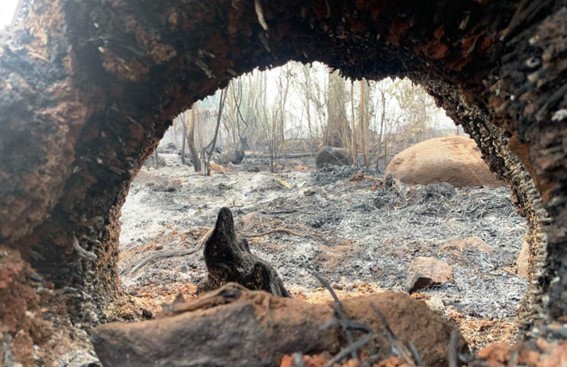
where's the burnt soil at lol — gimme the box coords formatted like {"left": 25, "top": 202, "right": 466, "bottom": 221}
{"left": 116, "top": 153, "right": 528, "bottom": 352}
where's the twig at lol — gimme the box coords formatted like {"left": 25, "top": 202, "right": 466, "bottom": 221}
{"left": 500, "top": 0, "right": 553, "bottom": 41}
{"left": 162, "top": 282, "right": 247, "bottom": 315}
{"left": 313, "top": 272, "right": 359, "bottom": 361}
{"left": 246, "top": 228, "right": 313, "bottom": 239}
{"left": 409, "top": 342, "right": 424, "bottom": 366}
{"left": 260, "top": 209, "right": 299, "bottom": 215}
{"left": 324, "top": 333, "right": 375, "bottom": 367}
{"left": 124, "top": 228, "right": 213, "bottom": 275}
{"left": 321, "top": 319, "right": 373, "bottom": 333}
{"left": 507, "top": 350, "right": 519, "bottom": 367}
{"left": 274, "top": 177, "right": 292, "bottom": 189}
{"left": 448, "top": 329, "right": 459, "bottom": 367}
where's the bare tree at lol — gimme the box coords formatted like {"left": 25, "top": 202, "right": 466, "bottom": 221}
{"left": 268, "top": 65, "right": 293, "bottom": 172}
{"left": 359, "top": 79, "right": 369, "bottom": 167}
{"left": 350, "top": 80, "right": 357, "bottom": 164}
{"left": 186, "top": 106, "right": 201, "bottom": 172}
{"left": 202, "top": 89, "right": 228, "bottom": 175}
{"left": 323, "top": 70, "right": 349, "bottom": 147}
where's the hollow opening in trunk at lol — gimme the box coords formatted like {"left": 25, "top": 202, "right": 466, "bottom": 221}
{"left": 114, "top": 64, "right": 534, "bottom": 351}
{"left": 2, "top": 1, "right": 564, "bottom": 365}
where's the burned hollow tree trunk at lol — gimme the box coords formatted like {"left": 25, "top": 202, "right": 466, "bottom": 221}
{"left": 0, "top": 2, "right": 565, "bottom": 363}
{"left": 198, "top": 207, "right": 290, "bottom": 297}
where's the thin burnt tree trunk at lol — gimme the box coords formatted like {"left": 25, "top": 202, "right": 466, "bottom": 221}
{"left": 187, "top": 107, "right": 202, "bottom": 172}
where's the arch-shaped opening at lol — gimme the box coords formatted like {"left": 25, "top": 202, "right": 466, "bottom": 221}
{"left": 0, "top": 0, "right": 565, "bottom": 365}
{"left": 117, "top": 62, "right": 530, "bottom": 351}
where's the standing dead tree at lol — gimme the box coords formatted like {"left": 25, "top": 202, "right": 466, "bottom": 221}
{"left": 324, "top": 71, "right": 350, "bottom": 147}
{"left": 202, "top": 89, "right": 227, "bottom": 175}
{"left": 181, "top": 107, "right": 201, "bottom": 172}
{"left": 359, "top": 79, "right": 370, "bottom": 168}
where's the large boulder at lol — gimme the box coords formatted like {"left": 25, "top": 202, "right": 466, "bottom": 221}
{"left": 315, "top": 146, "right": 352, "bottom": 168}
{"left": 386, "top": 136, "right": 504, "bottom": 187}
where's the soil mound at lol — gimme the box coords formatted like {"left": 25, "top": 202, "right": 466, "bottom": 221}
{"left": 386, "top": 136, "right": 504, "bottom": 187}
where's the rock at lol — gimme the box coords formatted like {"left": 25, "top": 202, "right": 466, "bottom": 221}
{"left": 407, "top": 257, "right": 453, "bottom": 293}
{"left": 315, "top": 146, "right": 353, "bottom": 168}
{"left": 92, "top": 285, "right": 466, "bottom": 367}
{"left": 56, "top": 349, "right": 100, "bottom": 367}
{"left": 349, "top": 172, "right": 365, "bottom": 182}
{"left": 230, "top": 149, "right": 245, "bottom": 164}
{"left": 386, "top": 136, "right": 504, "bottom": 187}
{"left": 303, "top": 188, "right": 317, "bottom": 196}
{"left": 214, "top": 149, "right": 245, "bottom": 164}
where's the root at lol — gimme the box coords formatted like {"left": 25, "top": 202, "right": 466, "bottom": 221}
{"left": 245, "top": 227, "right": 316, "bottom": 239}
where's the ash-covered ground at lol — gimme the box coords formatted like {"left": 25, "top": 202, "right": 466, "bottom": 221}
{"left": 118, "top": 153, "right": 528, "bottom": 348}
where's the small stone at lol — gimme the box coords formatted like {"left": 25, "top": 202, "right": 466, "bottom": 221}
{"left": 349, "top": 172, "right": 365, "bottom": 182}
{"left": 155, "top": 244, "right": 163, "bottom": 250}
{"left": 407, "top": 257, "right": 453, "bottom": 293}
{"left": 303, "top": 188, "right": 316, "bottom": 196}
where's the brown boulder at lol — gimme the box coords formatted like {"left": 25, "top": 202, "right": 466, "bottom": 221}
{"left": 386, "top": 136, "right": 504, "bottom": 187}
{"left": 214, "top": 148, "right": 245, "bottom": 164}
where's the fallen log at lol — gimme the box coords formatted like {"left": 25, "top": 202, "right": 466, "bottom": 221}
{"left": 92, "top": 284, "right": 467, "bottom": 367}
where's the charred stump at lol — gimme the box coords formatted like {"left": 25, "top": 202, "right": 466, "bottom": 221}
{"left": 198, "top": 207, "right": 290, "bottom": 297}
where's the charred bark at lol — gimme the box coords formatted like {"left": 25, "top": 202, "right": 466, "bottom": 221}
{"left": 92, "top": 284, "right": 465, "bottom": 367}
{"left": 198, "top": 208, "right": 290, "bottom": 297}
{"left": 0, "top": 2, "right": 565, "bottom": 361}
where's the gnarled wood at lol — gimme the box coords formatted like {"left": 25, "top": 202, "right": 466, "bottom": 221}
{"left": 198, "top": 207, "right": 290, "bottom": 297}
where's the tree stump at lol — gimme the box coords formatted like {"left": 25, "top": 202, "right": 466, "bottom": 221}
{"left": 197, "top": 207, "right": 290, "bottom": 297}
